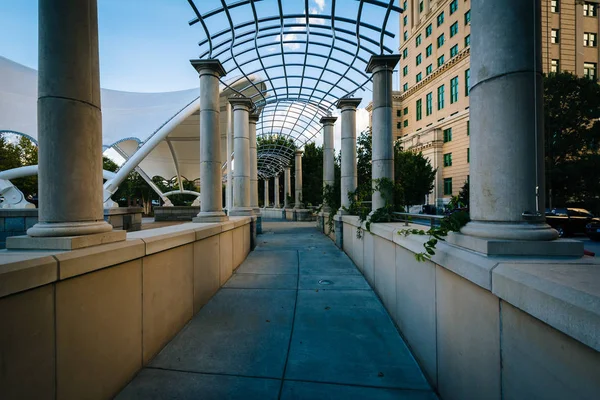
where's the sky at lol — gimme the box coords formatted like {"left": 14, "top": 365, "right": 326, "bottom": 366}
{"left": 0, "top": 0, "right": 399, "bottom": 151}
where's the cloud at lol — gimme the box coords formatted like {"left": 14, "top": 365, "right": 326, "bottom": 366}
{"left": 314, "top": 0, "right": 326, "bottom": 12}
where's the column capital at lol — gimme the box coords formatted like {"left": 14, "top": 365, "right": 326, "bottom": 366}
{"left": 190, "top": 59, "right": 227, "bottom": 77}
{"left": 320, "top": 115, "right": 338, "bottom": 125}
{"left": 336, "top": 98, "right": 362, "bottom": 110}
{"left": 294, "top": 149, "right": 304, "bottom": 156}
{"left": 365, "top": 55, "right": 401, "bottom": 73}
{"left": 229, "top": 96, "right": 254, "bottom": 111}
{"left": 249, "top": 113, "right": 260, "bottom": 123}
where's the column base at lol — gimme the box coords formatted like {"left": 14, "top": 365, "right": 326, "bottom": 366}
{"left": 7, "top": 229, "right": 126, "bottom": 251}
{"left": 447, "top": 231, "right": 584, "bottom": 257}
{"left": 27, "top": 220, "right": 113, "bottom": 237}
{"left": 461, "top": 220, "right": 559, "bottom": 241}
{"left": 229, "top": 208, "right": 254, "bottom": 217}
{"left": 193, "top": 211, "right": 229, "bottom": 223}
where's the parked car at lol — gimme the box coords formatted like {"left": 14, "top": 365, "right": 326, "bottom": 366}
{"left": 545, "top": 207, "right": 600, "bottom": 239}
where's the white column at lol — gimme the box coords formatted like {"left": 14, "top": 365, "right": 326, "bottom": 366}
{"left": 273, "top": 174, "right": 280, "bottom": 208}
{"left": 249, "top": 113, "right": 260, "bottom": 213}
{"left": 336, "top": 98, "right": 361, "bottom": 214}
{"left": 229, "top": 97, "right": 253, "bottom": 216}
{"left": 284, "top": 166, "right": 291, "bottom": 208}
{"left": 264, "top": 179, "right": 269, "bottom": 208}
{"left": 191, "top": 59, "right": 228, "bottom": 223}
{"left": 294, "top": 150, "right": 304, "bottom": 209}
{"left": 460, "top": 0, "right": 557, "bottom": 241}
{"left": 225, "top": 102, "right": 233, "bottom": 212}
{"left": 28, "top": 0, "right": 112, "bottom": 237}
{"left": 321, "top": 115, "right": 337, "bottom": 212}
{"left": 366, "top": 55, "right": 400, "bottom": 211}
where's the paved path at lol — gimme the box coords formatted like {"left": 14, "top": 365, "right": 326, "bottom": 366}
{"left": 117, "top": 221, "right": 437, "bottom": 399}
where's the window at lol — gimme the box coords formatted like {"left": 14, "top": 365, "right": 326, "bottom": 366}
{"left": 426, "top": 44, "right": 433, "bottom": 57}
{"left": 438, "top": 85, "right": 445, "bottom": 110}
{"left": 444, "top": 178, "right": 453, "bottom": 195}
{"left": 450, "top": 76, "right": 459, "bottom": 103}
{"left": 443, "top": 128, "right": 452, "bottom": 142}
{"left": 450, "top": 0, "right": 458, "bottom": 15}
{"left": 416, "top": 34, "right": 422, "bottom": 47}
{"left": 416, "top": 99, "right": 423, "bottom": 121}
{"left": 403, "top": 65, "right": 408, "bottom": 76}
{"left": 584, "top": 32, "right": 597, "bottom": 47}
{"left": 426, "top": 92, "right": 433, "bottom": 116}
{"left": 551, "top": 59, "right": 559, "bottom": 73}
{"left": 465, "top": 68, "right": 470, "bottom": 96}
{"left": 450, "top": 44, "right": 459, "bottom": 57}
{"left": 404, "top": 107, "right": 409, "bottom": 115}
{"left": 419, "top": 1, "right": 424, "bottom": 12}
{"left": 551, "top": 29, "right": 560, "bottom": 44}
{"left": 403, "top": 15, "right": 408, "bottom": 26}
{"left": 584, "top": 2, "right": 597, "bottom": 17}
{"left": 396, "top": 109, "right": 401, "bottom": 117}
{"left": 437, "top": 34, "right": 445, "bottom": 48}
{"left": 403, "top": 1, "right": 407, "bottom": 10}
{"left": 416, "top": 53, "right": 422, "bottom": 65}
{"left": 404, "top": 120, "right": 408, "bottom": 128}
{"left": 437, "top": 55, "right": 445, "bottom": 67}
{"left": 426, "top": 23, "right": 433, "bottom": 37}
{"left": 437, "top": 12, "right": 444, "bottom": 26}
{"left": 403, "top": 83, "right": 409, "bottom": 91}
{"left": 416, "top": 72, "right": 423, "bottom": 83}
{"left": 467, "top": 121, "right": 470, "bottom": 136}
{"left": 404, "top": 31, "right": 408, "bottom": 41}
{"left": 397, "top": 122, "right": 401, "bottom": 129}
{"left": 464, "top": 10, "right": 471, "bottom": 25}
{"left": 467, "top": 148, "right": 470, "bottom": 163}
{"left": 426, "top": 64, "right": 433, "bottom": 75}
{"left": 403, "top": 48, "right": 408, "bottom": 59}
{"left": 465, "top": 34, "right": 471, "bottom": 47}
{"left": 444, "top": 153, "right": 453, "bottom": 167}
{"left": 551, "top": 0, "right": 559, "bottom": 13}
{"left": 450, "top": 22, "right": 459, "bottom": 37}
{"left": 584, "top": 62, "right": 597, "bottom": 80}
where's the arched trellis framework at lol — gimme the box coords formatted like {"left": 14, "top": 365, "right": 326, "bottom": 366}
{"left": 185, "top": 0, "right": 402, "bottom": 178}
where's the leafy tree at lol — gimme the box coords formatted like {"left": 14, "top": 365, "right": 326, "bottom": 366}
{"left": 458, "top": 180, "right": 469, "bottom": 208}
{"left": 356, "top": 127, "right": 372, "bottom": 195}
{"left": 301, "top": 142, "right": 323, "bottom": 207}
{"left": 544, "top": 72, "right": 600, "bottom": 209}
{"left": 103, "top": 156, "right": 119, "bottom": 173}
{"left": 393, "top": 142, "right": 437, "bottom": 211}
{"left": 0, "top": 134, "right": 38, "bottom": 198}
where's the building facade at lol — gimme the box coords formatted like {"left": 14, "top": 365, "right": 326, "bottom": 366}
{"left": 368, "top": 0, "right": 600, "bottom": 209}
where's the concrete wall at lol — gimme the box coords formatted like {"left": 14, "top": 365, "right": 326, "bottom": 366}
{"left": 341, "top": 216, "right": 600, "bottom": 400}
{"left": 154, "top": 206, "right": 200, "bottom": 221}
{"left": 0, "top": 217, "right": 252, "bottom": 399}
{"left": 0, "top": 208, "right": 143, "bottom": 248}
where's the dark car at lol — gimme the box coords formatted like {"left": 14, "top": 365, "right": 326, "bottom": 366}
{"left": 545, "top": 207, "right": 600, "bottom": 239}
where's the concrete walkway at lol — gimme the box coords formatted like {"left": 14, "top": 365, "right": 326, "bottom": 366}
{"left": 117, "top": 221, "right": 437, "bottom": 400}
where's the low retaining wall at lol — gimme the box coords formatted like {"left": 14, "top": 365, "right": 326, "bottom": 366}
{"left": 0, "top": 217, "right": 253, "bottom": 399}
{"left": 0, "top": 208, "right": 143, "bottom": 248}
{"left": 262, "top": 207, "right": 316, "bottom": 222}
{"left": 154, "top": 206, "right": 200, "bottom": 221}
{"left": 340, "top": 216, "right": 600, "bottom": 400}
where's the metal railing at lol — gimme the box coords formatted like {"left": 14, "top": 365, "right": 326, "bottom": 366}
{"left": 391, "top": 212, "right": 444, "bottom": 229}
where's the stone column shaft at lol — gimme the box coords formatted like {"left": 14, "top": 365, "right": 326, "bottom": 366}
{"left": 321, "top": 115, "right": 337, "bottom": 212}
{"left": 191, "top": 59, "right": 228, "bottom": 222}
{"left": 249, "top": 114, "right": 259, "bottom": 213}
{"left": 284, "top": 167, "right": 291, "bottom": 208}
{"left": 225, "top": 103, "right": 233, "bottom": 212}
{"left": 461, "top": 0, "right": 557, "bottom": 241}
{"left": 366, "top": 55, "right": 400, "bottom": 211}
{"left": 264, "top": 179, "right": 269, "bottom": 208}
{"left": 294, "top": 150, "right": 303, "bottom": 209}
{"left": 336, "top": 98, "right": 362, "bottom": 213}
{"left": 229, "top": 97, "right": 253, "bottom": 216}
{"left": 28, "top": 0, "right": 112, "bottom": 237}
{"left": 274, "top": 175, "right": 280, "bottom": 208}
